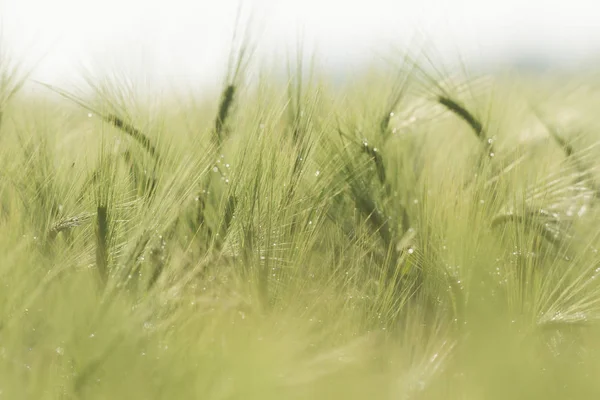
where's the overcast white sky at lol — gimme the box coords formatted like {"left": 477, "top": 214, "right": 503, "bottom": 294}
{"left": 1, "top": 0, "right": 599, "bottom": 89}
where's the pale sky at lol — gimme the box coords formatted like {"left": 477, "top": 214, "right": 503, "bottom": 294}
{"left": 1, "top": 0, "right": 599, "bottom": 90}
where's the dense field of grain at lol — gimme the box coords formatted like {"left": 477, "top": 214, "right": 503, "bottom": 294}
{"left": 2, "top": 39, "right": 600, "bottom": 399}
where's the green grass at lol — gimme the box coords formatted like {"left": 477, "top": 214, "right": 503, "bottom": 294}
{"left": 2, "top": 40, "right": 600, "bottom": 399}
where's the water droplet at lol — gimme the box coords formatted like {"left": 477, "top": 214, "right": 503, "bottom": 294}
{"left": 408, "top": 248, "right": 414, "bottom": 254}
{"left": 88, "top": 113, "right": 93, "bottom": 118}
{"left": 56, "top": 347, "right": 64, "bottom": 355}
{"left": 213, "top": 167, "right": 218, "bottom": 172}
{"left": 315, "top": 170, "right": 320, "bottom": 177}
{"left": 489, "top": 152, "right": 495, "bottom": 157}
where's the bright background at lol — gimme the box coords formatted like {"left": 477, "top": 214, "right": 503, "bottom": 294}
{"left": 1, "top": 0, "right": 599, "bottom": 89}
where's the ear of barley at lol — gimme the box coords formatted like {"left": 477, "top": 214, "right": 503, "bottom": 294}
{"left": 438, "top": 95, "right": 494, "bottom": 155}
{"left": 95, "top": 205, "right": 109, "bottom": 286}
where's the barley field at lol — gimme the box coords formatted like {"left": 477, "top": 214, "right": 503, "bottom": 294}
{"left": 2, "top": 35, "right": 600, "bottom": 399}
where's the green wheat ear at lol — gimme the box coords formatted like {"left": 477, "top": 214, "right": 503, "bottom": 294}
{"left": 438, "top": 95, "right": 494, "bottom": 156}
{"left": 47, "top": 212, "right": 94, "bottom": 242}
{"left": 95, "top": 205, "right": 109, "bottom": 286}
{"left": 34, "top": 81, "right": 161, "bottom": 161}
